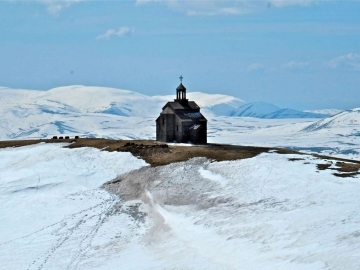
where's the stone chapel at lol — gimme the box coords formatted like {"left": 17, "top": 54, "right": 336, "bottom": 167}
{"left": 156, "top": 77, "right": 207, "bottom": 144}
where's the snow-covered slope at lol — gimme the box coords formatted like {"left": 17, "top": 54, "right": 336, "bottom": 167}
{"left": 230, "top": 102, "right": 327, "bottom": 119}
{"left": 39, "top": 86, "right": 155, "bottom": 116}
{"left": 1, "top": 144, "right": 360, "bottom": 269}
{"left": 302, "top": 108, "right": 360, "bottom": 134}
{"left": 0, "top": 85, "right": 157, "bottom": 117}
{"left": 0, "top": 143, "right": 148, "bottom": 270}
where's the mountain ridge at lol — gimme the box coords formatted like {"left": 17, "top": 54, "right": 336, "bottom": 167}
{"left": 1, "top": 85, "right": 336, "bottom": 118}
{"left": 0, "top": 85, "right": 346, "bottom": 141}
{"left": 230, "top": 102, "right": 328, "bottom": 119}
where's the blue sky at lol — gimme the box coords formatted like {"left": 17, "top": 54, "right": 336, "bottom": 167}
{"left": 1, "top": 0, "right": 359, "bottom": 110}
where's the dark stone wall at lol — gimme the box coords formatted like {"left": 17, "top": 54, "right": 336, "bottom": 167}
{"left": 174, "top": 117, "right": 183, "bottom": 142}
{"left": 156, "top": 120, "right": 160, "bottom": 141}
{"left": 188, "top": 122, "right": 207, "bottom": 144}
{"left": 165, "top": 114, "right": 175, "bottom": 142}
{"left": 157, "top": 118, "right": 207, "bottom": 144}
{"left": 176, "top": 121, "right": 206, "bottom": 144}
{"left": 156, "top": 114, "right": 175, "bottom": 142}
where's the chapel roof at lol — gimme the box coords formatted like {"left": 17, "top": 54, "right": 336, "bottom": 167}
{"left": 175, "top": 111, "right": 207, "bottom": 121}
{"left": 176, "top": 83, "right": 186, "bottom": 91}
{"left": 163, "top": 101, "right": 199, "bottom": 110}
{"left": 160, "top": 107, "right": 174, "bottom": 114}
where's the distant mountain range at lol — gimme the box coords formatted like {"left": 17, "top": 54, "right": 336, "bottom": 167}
{"left": 229, "top": 102, "right": 328, "bottom": 119}
{"left": 303, "top": 109, "right": 343, "bottom": 116}
{"left": 0, "top": 85, "right": 348, "bottom": 140}
{"left": 0, "top": 85, "right": 339, "bottom": 118}
{"left": 0, "top": 86, "right": 246, "bottom": 118}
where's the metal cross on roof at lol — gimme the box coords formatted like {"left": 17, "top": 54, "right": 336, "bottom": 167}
{"left": 179, "top": 75, "right": 183, "bottom": 83}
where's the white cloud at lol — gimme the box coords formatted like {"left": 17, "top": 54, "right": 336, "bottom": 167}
{"left": 136, "top": 0, "right": 317, "bottom": 16}
{"left": 247, "top": 63, "right": 265, "bottom": 72}
{"left": 269, "top": 0, "right": 315, "bottom": 8}
{"left": 326, "top": 53, "right": 360, "bottom": 71}
{"left": 6, "top": 0, "right": 85, "bottom": 15}
{"left": 187, "top": 7, "right": 243, "bottom": 16}
{"left": 282, "top": 61, "right": 310, "bottom": 71}
{"left": 96, "top": 27, "right": 134, "bottom": 40}
{"left": 8, "top": 0, "right": 317, "bottom": 15}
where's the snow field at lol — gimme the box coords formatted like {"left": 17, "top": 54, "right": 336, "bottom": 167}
{"left": 0, "top": 143, "right": 147, "bottom": 270}
{"left": 107, "top": 154, "right": 360, "bottom": 269}
{"left": 1, "top": 143, "right": 360, "bottom": 269}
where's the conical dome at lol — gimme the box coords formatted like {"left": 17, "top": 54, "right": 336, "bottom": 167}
{"left": 176, "top": 83, "right": 186, "bottom": 91}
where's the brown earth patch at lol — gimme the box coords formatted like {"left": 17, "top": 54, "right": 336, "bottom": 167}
{"left": 314, "top": 161, "right": 360, "bottom": 177}
{"left": 0, "top": 139, "right": 49, "bottom": 149}
{"left": 0, "top": 138, "right": 272, "bottom": 166}
{"left": 289, "top": 158, "right": 305, "bottom": 162}
{"left": 331, "top": 162, "right": 360, "bottom": 178}
{"left": 1, "top": 138, "right": 360, "bottom": 178}
{"left": 317, "top": 163, "right": 332, "bottom": 170}
{"left": 66, "top": 139, "right": 273, "bottom": 167}
{"left": 333, "top": 172, "right": 359, "bottom": 178}
{"left": 335, "top": 162, "right": 360, "bottom": 173}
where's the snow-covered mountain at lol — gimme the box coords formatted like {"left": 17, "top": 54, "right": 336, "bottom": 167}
{"left": 0, "top": 85, "right": 245, "bottom": 140}
{"left": 0, "top": 86, "right": 157, "bottom": 117}
{"left": 0, "top": 85, "right": 244, "bottom": 118}
{"left": 230, "top": 102, "right": 327, "bottom": 119}
{"left": 302, "top": 108, "right": 360, "bottom": 134}
{"left": 1, "top": 86, "right": 331, "bottom": 121}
